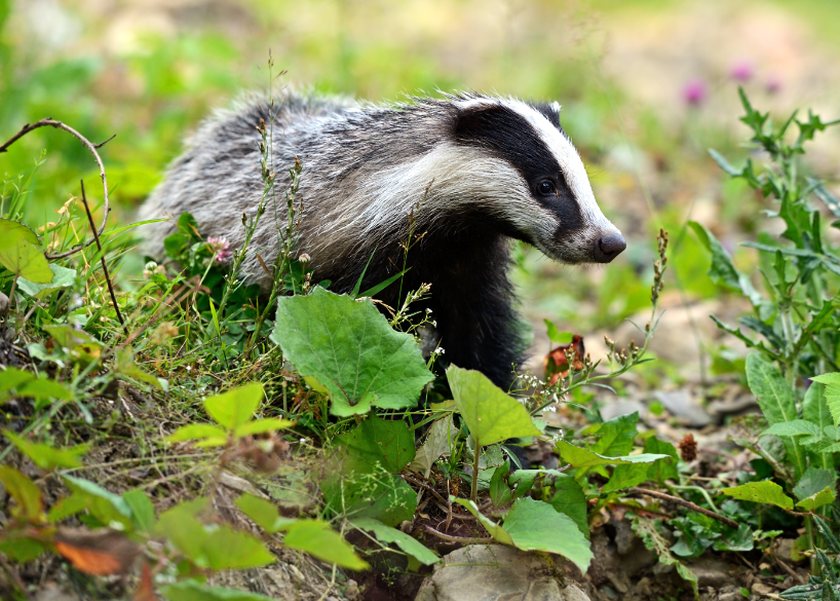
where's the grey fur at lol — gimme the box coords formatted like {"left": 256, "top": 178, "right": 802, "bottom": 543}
{"left": 139, "top": 89, "right": 624, "bottom": 387}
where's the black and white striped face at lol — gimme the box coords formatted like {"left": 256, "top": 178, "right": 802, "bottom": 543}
{"left": 451, "top": 97, "right": 625, "bottom": 264}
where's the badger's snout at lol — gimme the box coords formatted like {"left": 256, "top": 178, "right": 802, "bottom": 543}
{"left": 592, "top": 231, "right": 626, "bottom": 263}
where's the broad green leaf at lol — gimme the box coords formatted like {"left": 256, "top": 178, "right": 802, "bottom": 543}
{"left": 642, "top": 437, "right": 680, "bottom": 482}
{"left": 447, "top": 366, "right": 540, "bottom": 447}
{"left": 503, "top": 498, "right": 592, "bottom": 573}
{"left": 3, "top": 431, "right": 90, "bottom": 470}
{"left": 795, "top": 486, "right": 836, "bottom": 511}
{"left": 62, "top": 476, "right": 132, "bottom": 528}
{"left": 0, "top": 368, "right": 72, "bottom": 405}
{"left": 272, "top": 288, "right": 433, "bottom": 416}
{"left": 122, "top": 489, "right": 156, "bottom": 532}
{"left": 793, "top": 467, "right": 836, "bottom": 504}
{"left": 803, "top": 382, "right": 832, "bottom": 437}
{"left": 166, "top": 423, "right": 228, "bottom": 447}
{"left": 235, "top": 494, "right": 293, "bottom": 533}
{"left": 408, "top": 413, "right": 456, "bottom": 477}
{"left": 547, "top": 475, "right": 588, "bottom": 536}
{"left": 234, "top": 418, "right": 295, "bottom": 437}
{"left": 556, "top": 440, "right": 668, "bottom": 470}
{"left": 746, "top": 354, "right": 797, "bottom": 425}
{"left": 603, "top": 437, "right": 676, "bottom": 492}
{"left": 163, "top": 580, "right": 275, "bottom": 601}
{"left": 18, "top": 264, "right": 76, "bottom": 297}
{"left": 589, "top": 412, "right": 639, "bottom": 456}
{"left": 721, "top": 481, "right": 794, "bottom": 510}
{"left": 0, "top": 219, "right": 52, "bottom": 282}
{"left": 204, "top": 382, "right": 264, "bottom": 430}
{"left": 335, "top": 414, "right": 415, "bottom": 474}
{"left": 283, "top": 519, "right": 369, "bottom": 570}
{"left": 42, "top": 324, "right": 102, "bottom": 363}
{"left": 157, "top": 499, "right": 275, "bottom": 569}
{"left": 0, "top": 465, "right": 42, "bottom": 521}
{"left": 47, "top": 492, "right": 88, "bottom": 523}
{"left": 353, "top": 517, "right": 439, "bottom": 565}
{"left": 602, "top": 462, "right": 654, "bottom": 493}
{"left": 0, "top": 534, "right": 47, "bottom": 563}
{"left": 323, "top": 468, "right": 417, "bottom": 527}
{"left": 451, "top": 497, "right": 513, "bottom": 545}
{"left": 811, "top": 373, "right": 840, "bottom": 427}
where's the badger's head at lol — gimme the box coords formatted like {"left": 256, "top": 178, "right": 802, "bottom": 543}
{"left": 449, "top": 96, "right": 625, "bottom": 264}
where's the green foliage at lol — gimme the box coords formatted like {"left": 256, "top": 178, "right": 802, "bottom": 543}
{"left": 352, "top": 518, "right": 439, "bottom": 566}
{"left": 272, "top": 287, "right": 434, "bottom": 416}
{"left": 0, "top": 218, "right": 52, "bottom": 283}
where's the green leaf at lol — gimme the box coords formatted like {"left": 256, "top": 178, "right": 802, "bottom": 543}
{"left": 322, "top": 466, "right": 417, "bottom": 527}
{"left": 547, "top": 475, "right": 588, "bottom": 536}
{"left": 708, "top": 148, "right": 741, "bottom": 176}
{"left": 3, "top": 431, "right": 90, "bottom": 470}
{"left": 283, "top": 519, "right": 369, "bottom": 570}
{"left": 795, "top": 486, "right": 836, "bottom": 511}
{"left": 272, "top": 288, "right": 433, "bottom": 416}
{"left": 165, "top": 423, "right": 228, "bottom": 447}
{"left": 642, "top": 437, "right": 680, "bottom": 483}
{"left": 115, "top": 349, "right": 163, "bottom": 390}
{"left": 122, "top": 489, "right": 156, "bottom": 533}
{"left": 235, "top": 494, "right": 293, "bottom": 534}
{"left": 162, "top": 580, "right": 276, "bottom": 601}
{"left": 0, "top": 534, "right": 48, "bottom": 563}
{"left": 233, "top": 418, "right": 294, "bottom": 437}
{"left": 0, "top": 367, "right": 72, "bottom": 405}
{"left": 62, "top": 476, "right": 132, "bottom": 528}
{"left": 747, "top": 355, "right": 798, "bottom": 425}
{"left": 451, "top": 497, "right": 513, "bottom": 545}
{"left": 721, "top": 481, "right": 794, "bottom": 510}
{"left": 335, "top": 414, "right": 415, "bottom": 474}
{"left": 793, "top": 467, "right": 836, "bottom": 504}
{"left": 447, "top": 366, "right": 540, "bottom": 447}
{"left": 0, "top": 465, "right": 42, "bottom": 521}
{"left": 811, "top": 373, "right": 840, "bottom": 427}
{"left": 408, "top": 413, "right": 456, "bottom": 476}
{"left": 503, "top": 498, "right": 592, "bottom": 573}
{"left": 0, "top": 219, "right": 52, "bottom": 282}
{"left": 556, "top": 440, "right": 668, "bottom": 470}
{"left": 688, "top": 221, "right": 761, "bottom": 305}
{"left": 762, "top": 420, "right": 822, "bottom": 440}
{"left": 204, "top": 382, "right": 264, "bottom": 430}
{"left": 631, "top": 515, "right": 698, "bottom": 596}
{"left": 589, "top": 412, "right": 639, "bottom": 456}
{"left": 156, "top": 499, "right": 275, "bottom": 569}
{"left": 353, "top": 517, "right": 439, "bottom": 565}
{"left": 602, "top": 463, "right": 655, "bottom": 493}
{"left": 18, "top": 264, "right": 76, "bottom": 298}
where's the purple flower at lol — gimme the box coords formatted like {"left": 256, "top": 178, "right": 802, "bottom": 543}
{"left": 207, "top": 236, "right": 232, "bottom": 264}
{"left": 729, "top": 61, "right": 754, "bottom": 84}
{"left": 682, "top": 80, "right": 707, "bottom": 107}
{"left": 765, "top": 76, "right": 782, "bottom": 95}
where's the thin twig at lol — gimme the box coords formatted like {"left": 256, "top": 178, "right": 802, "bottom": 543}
{"left": 423, "top": 525, "right": 493, "bottom": 546}
{"left": 628, "top": 487, "right": 740, "bottom": 529}
{"left": 0, "top": 118, "right": 112, "bottom": 259}
{"left": 79, "top": 180, "right": 124, "bottom": 329}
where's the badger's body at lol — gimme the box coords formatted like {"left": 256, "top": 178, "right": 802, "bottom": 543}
{"left": 139, "top": 89, "right": 625, "bottom": 388}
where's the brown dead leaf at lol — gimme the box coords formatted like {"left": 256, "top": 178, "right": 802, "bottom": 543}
{"left": 544, "top": 334, "right": 586, "bottom": 385}
{"left": 54, "top": 527, "right": 140, "bottom": 576}
{"left": 134, "top": 560, "right": 159, "bottom": 601}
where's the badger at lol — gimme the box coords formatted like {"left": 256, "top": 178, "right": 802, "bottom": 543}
{"left": 139, "top": 89, "right": 626, "bottom": 388}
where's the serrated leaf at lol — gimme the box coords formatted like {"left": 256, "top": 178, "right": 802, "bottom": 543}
{"left": 352, "top": 517, "right": 439, "bottom": 565}
{"left": 447, "top": 366, "right": 540, "bottom": 447}
{"left": 763, "top": 420, "right": 822, "bottom": 440}
{"left": 18, "top": 263, "right": 76, "bottom": 298}
{"left": 3, "top": 431, "right": 90, "bottom": 470}
{"left": 204, "top": 382, "right": 264, "bottom": 430}
{"left": 556, "top": 440, "right": 668, "bottom": 470}
{"left": 688, "top": 221, "right": 761, "bottom": 305}
{"left": 502, "top": 498, "right": 592, "bottom": 573}
{"left": 0, "top": 218, "right": 52, "bottom": 282}
{"left": 811, "top": 373, "right": 840, "bottom": 427}
{"left": 589, "top": 412, "right": 639, "bottom": 456}
{"left": 163, "top": 580, "right": 276, "bottom": 601}
{"left": 747, "top": 354, "right": 797, "bottom": 425}
{"left": 272, "top": 288, "right": 433, "bottom": 416}
{"left": 336, "top": 414, "right": 415, "bottom": 474}
{"left": 721, "top": 480, "right": 794, "bottom": 510}
{"left": 283, "top": 519, "right": 368, "bottom": 570}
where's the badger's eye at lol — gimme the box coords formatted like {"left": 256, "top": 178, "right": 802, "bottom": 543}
{"left": 537, "top": 179, "right": 557, "bottom": 196}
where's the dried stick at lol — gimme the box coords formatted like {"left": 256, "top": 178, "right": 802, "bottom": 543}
{"left": 0, "top": 118, "right": 113, "bottom": 259}
{"left": 628, "top": 487, "right": 740, "bottom": 529}
{"left": 79, "top": 179, "right": 124, "bottom": 328}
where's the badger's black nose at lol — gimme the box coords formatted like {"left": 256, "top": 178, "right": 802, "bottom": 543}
{"left": 595, "top": 233, "right": 626, "bottom": 262}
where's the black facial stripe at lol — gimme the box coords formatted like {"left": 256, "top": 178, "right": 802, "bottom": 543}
{"left": 452, "top": 102, "right": 584, "bottom": 233}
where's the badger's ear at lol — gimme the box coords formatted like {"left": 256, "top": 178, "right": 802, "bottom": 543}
{"left": 530, "top": 101, "right": 562, "bottom": 128}
{"left": 452, "top": 102, "right": 522, "bottom": 146}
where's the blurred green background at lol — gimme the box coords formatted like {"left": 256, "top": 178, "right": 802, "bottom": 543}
{"left": 1, "top": 0, "right": 839, "bottom": 365}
